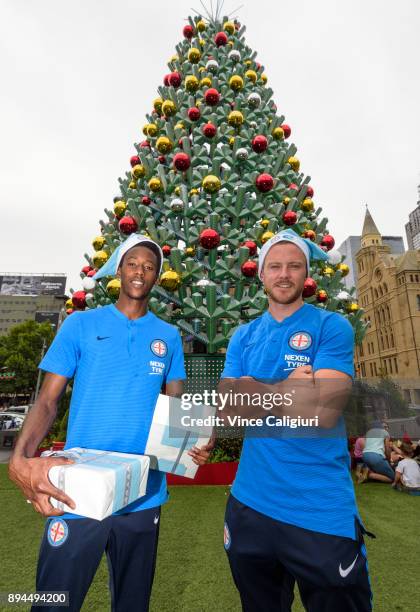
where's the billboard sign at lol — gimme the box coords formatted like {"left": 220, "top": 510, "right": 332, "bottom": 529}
{"left": 0, "top": 275, "right": 66, "bottom": 296}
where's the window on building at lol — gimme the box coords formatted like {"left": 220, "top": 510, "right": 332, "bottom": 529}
{"left": 370, "top": 363, "right": 373, "bottom": 377}
{"left": 380, "top": 333, "right": 384, "bottom": 350}
{"left": 361, "top": 363, "right": 366, "bottom": 377}
{"left": 394, "top": 357, "right": 398, "bottom": 373}
{"left": 390, "top": 332, "right": 394, "bottom": 347}
{"left": 415, "top": 275, "right": 419, "bottom": 283}
{"left": 389, "top": 359, "right": 393, "bottom": 374}
{"left": 383, "top": 283, "right": 388, "bottom": 292}
{"left": 379, "top": 286, "right": 383, "bottom": 297}
{"left": 410, "top": 275, "right": 413, "bottom": 282}
{"left": 374, "top": 362, "right": 378, "bottom": 376}
{"left": 417, "top": 295, "right": 420, "bottom": 311}
{"left": 383, "top": 360, "right": 387, "bottom": 374}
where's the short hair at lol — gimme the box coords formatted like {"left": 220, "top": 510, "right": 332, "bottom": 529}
{"left": 400, "top": 442, "right": 414, "bottom": 457}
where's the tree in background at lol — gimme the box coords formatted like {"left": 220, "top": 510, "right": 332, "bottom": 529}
{"left": 67, "top": 9, "right": 365, "bottom": 353}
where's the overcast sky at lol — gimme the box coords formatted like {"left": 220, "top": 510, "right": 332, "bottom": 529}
{"left": 1, "top": 0, "right": 419, "bottom": 293}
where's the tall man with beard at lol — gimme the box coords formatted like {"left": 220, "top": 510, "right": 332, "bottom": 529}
{"left": 9, "top": 234, "right": 210, "bottom": 612}
{"left": 220, "top": 230, "right": 373, "bottom": 612}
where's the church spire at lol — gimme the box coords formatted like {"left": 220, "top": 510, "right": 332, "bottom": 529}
{"left": 361, "top": 207, "right": 382, "bottom": 247}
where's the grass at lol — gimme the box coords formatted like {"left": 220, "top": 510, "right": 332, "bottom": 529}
{"left": 1, "top": 466, "right": 419, "bottom": 611}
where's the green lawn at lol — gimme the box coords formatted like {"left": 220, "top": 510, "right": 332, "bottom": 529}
{"left": 1, "top": 466, "right": 419, "bottom": 611}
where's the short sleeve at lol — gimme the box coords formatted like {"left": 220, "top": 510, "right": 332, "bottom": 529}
{"left": 39, "top": 313, "right": 81, "bottom": 379}
{"left": 221, "top": 327, "right": 245, "bottom": 378}
{"left": 313, "top": 313, "right": 354, "bottom": 377}
{"left": 395, "top": 460, "right": 404, "bottom": 474}
{"left": 165, "top": 331, "right": 186, "bottom": 383}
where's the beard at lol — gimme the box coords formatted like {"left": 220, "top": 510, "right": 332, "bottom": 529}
{"left": 265, "top": 283, "right": 304, "bottom": 305}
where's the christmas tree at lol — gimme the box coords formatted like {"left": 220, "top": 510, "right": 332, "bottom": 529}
{"left": 68, "top": 8, "right": 365, "bottom": 353}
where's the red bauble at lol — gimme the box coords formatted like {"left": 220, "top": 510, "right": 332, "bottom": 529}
{"left": 214, "top": 31, "right": 228, "bottom": 46}
{"left": 252, "top": 135, "right": 268, "bottom": 153}
{"left": 188, "top": 106, "right": 201, "bottom": 121}
{"left": 178, "top": 136, "right": 192, "bottom": 149}
{"left": 199, "top": 228, "right": 220, "bottom": 249}
{"left": 255, "top": 173, "right": 274, "bottom": 193}
{"left": 140, "top": 140, "right": 151, "bottom": 148}
{"left": 204, "top": 88, "right": 220, "bottom": 106}
{"left": 119, "top": 216, "right": 138, "bottom": 235}
{"left": 317, "top": 290, "right": 328, "bottom": 303}
{"left": 162, "top": 245, "right": 171, "bottom": 257}
{"left": 66, "top": 308, "right": 74, "bottom": 315}
{"left": 202, "top": 122, "right": 217, "bottom": 138}
{"left": 130, "top": 155, "right": 140, "bottom": 167}
{"left": 141, "top": 196, "right": 151, "bottom": 205}
{"left": 183, "top": 24, "right": 194, "bottom": 39}
{"left": 82, "top": 265, "right": 92, "bottom": 275}
{"left": 163, "top": 74, "right": 171, "bottom": 86}
{"left": 241, "top": 260, "right": 258, "bottom": 277}
{"left": 288, "top": 183, "right": 298, "bottom": 192}
{"left": 169, "top": 72, "right": 182, "bottom": 88}
{"left": 256, "top": 62, "right": 261, "bottom": 70}
{"left": 87, "top": 269, "right": 97, "bottom": 277}
{"left": 242, "top": 240, "right": 257, "bottom": 256}
{"left": 305, "top": 185, "right": 314, "bottom": 198}
{"left": 72, "top": 290, "right": 87, "bottom": 310}
{"left": 173, "top": 152, "right": 191, "bottom": 171}
{"left": 302, "top": 278, "right": 317, "bottom": 298}
{"left": 303, "top": 229, "right": 316, "bottom": 241}
{"left": 282, "top": 211, "right": 297, "bottom": 226}
{"left": 158, "top": 155, "right": 166, "bottom": 164}
{"left": 321, "top": 234, "right": 335, "bottom": 250}
{"left": 281, "top": 124, "right": 291, "bottom": 139}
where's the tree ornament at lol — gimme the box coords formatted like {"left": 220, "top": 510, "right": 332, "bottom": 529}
{"left": 160, "top": 269, "right": 181, "bottom": 291}
{"left": 261, "top": 73, "right": 268, "bottom": 84}
{"left": 170, "top": 198, "right": 184, "bottom": 212}
{"left": 229, "top": 75, "right": 244, "bottom": 91}
{"left": 302, "top": 277, "right": 317, "bottom": 298}
{"left": 82, "top": 265, "right": 93, "bottom": 275}
{"left": 183, "top": 24, "right": 194, "bottom": 39}
{"left": 256, "top": 173, "right": 274, "bottom": 192}
{"left": 188, "top": 106, "right": 201, "bottom": 121}
{"left": 168, "top": 72, "right": 182, "bottom": 88}
{"left": 158, "top": 155, "right": 166, "bottom": 164}
{"left": 241, "top": 260, "right": 258, "bottom": 277}
{"left": 128, "top": 181, "right": 137, "bottom": 189}
{"left": 260, "top": 218, "right": 270, "bottom": 228}
{"left": 206, "top": 59, "right": 219, "bottom": 73}
{"left": 174, "top": 121, "right": 184, "bottom": 131}
{"left": 306, "top": 186, "right": 314, "bottom": 198}
{"left": 228, "top": 49, "right": 241, "bottom": 62}
{"left": 202, "top": 122, "right": 217, "bottom": 138}
{"left": 119, "top": 215, "right": 138, "bottom": 235}
{"left": 87, "top": 269, "right": 97, "bottom": 277}
{"left": 140, "top": 140, "right": 151, "bottom": 148}
{"left": 188, "top": 47, "right": 201, "bottom": 63}
{"left": 252, "top": 135, "right": 268, "bottom": 153}
{"left": 282, "top": 210, "right": 297, "bottom": 226}
{"left": 200, "top": 76, "right": 212, "bottom": 87}
{"left": 131, "top": 164, "right": 145, "bottom": 179}
{"left": 214, "top": 31, "right": 228, "bottom": 46}
{"left": 283, "top": 196, "right": 291, "bottom": 206}
{"left": 228, "top": 110, "right": 244, "bottom": 126}
{"left": 146, "top": 123, "right": 158, "bottom": 137}
{"left": 347, "top": 302, "right": 359, "bottom": 313}
{"left": 327, "top": 250, "right": 341, "bottom": 265}
{"left": 155, "top": 136, "right": 173, "bottom": 154}
{"left": 141, "top": 196, "right": 151, "bottom": 206}
{"left": 303, "top": 229, "right": 316, "bottom": 241}
{"left": 288, "top": 183, "right": 298, "bottom": 192}
{"left": 321, "top": 267, "right": 334, "bottom": 277}
{"left": 106, "top": 278, "right": 121, "bottom": 299}
{"left": 92, "top": 236, "right": 105, "bottom": 251}
{"left": 223, "top": 21, "right": 235, "bottom": 34}
{"left": 65, "top": 298, "right": 73, "bottom": 309}
{"left": 148, "top": 177, "right": 163, "bottom": 192}
{"left": 200, "top": 228, "right": 221, "bottom": 249}
{"left": 245, "top": 69, "right": 257, "bottom": 83}
{"left": 130, "top": 155, "right": 140, "bottom": 167}
{"left": 235, "top": 147, "right": 248, "bottom": 161}
{"left": 162, "top": 245, "right": 171, "bottom": 257}
{"left": 82, "top": 276, "right": 96, "bottom": 292}
{"left": 66, "top": 308, "right": 74, "bottom": 315}
{"left": 72, "top": 291, "right": 87, "bottom": 310}
{"left": 161, "top": 100, "right": 176, "bottom": 117}
{"left": 173, "top": 152, "right": 191, "bottom": 171}
{"left": 288, "top": 156, "right": 300, "bottom": 171}
{"left": 153, "top": 98, "right": 163, "bottom": 113}
{"left": 249, "top": 120, "right": 257, "bottom": 129}
{"left": 185, "top": 246, "right": 196, "bottom": 256}
{"left": 301, "top": 198, "right": 314, "bottom": 212}
{"left": 272, "top": 127, "right": 284, "bottom": 140}
{"left": 242, "top": 240, "right": 257, "bottom": 256}
{"left": 205, "top": 88, "right": 220, "bottom": 106}
{"left": 229, "top": 136, "right": 235, "bottom": 148}
{"left": 114, "top": 200, "right": 127, "bottom": 218}
{"left": 281, "top": 124, "right": 291, "bottom": 138}
{"left": 337, "top": 263, "right": 350, "bottom": 277}
{"left": 185, "top": 75, "right": 200, "bottom": 92}
{"left": 189, "top": 188, "right": 199, "bottom": 196}
{"left": 337, "top": 290, "right": 351, "bottom": 301}
{"left": 202, "top": 175, "right": 221, "bottom": 193}
{"left": 316, "top": 290, "right": 328, "bottom": 303}
{"left": 261, "top": 231, "right": 275, "bottom": 244}
{"left": 247, "top": 92, "right": 261, "bottom": 108}
{"left": 196, "top": 19, "right": 206, "bottom": 32}
{"left": 321, "top": 234, "right": 335, "bottom": 250}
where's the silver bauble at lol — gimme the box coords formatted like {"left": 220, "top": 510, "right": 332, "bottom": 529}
{"left": 247, "top": 92, "right": 261, "bottom": 108}
{"left": 228, "top": 49, "right": 241, "bottom": 62}
{"left": 236, "top": 147, "right": 249, "bottom": 161}
{"left": 170, "top": 198, "right": 184, "bottom": 212}
{"left": 206, "top": 59, "right": 219, "bottom": 73}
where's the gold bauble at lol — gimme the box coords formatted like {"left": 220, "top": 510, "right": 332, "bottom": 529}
{"left": 175, "top": 122, "right": 184, "bottom": 130}
{"left": 185, "top": 246, "right": 196, "bottom": 256}
{"left": 161, "top": 100, "right": 176, "bottom": 117}
{"left": 323, "top": 267, "right": 335, "bottom": 277}
{"left": 160, "top": 269, "right": 181, "bottom": 291}
{"left": 156, "top": 136, "right": 173, "bottom": 154}
{"left": 301, "top": 198, "right": 314, "bottom": 212}
{"left": 347, "top": 303, "right": 360, "bottom": 313}
{"left": 106, "top": 278, "right": 121, "bottom": 299}
{"left": 261, "top": 231, "right": 274, "bottom": 244}
{"left": 200, "top": 77, "right": 212, "bottom": 87}
{"left": 272, "top": 127, "right": 284, "bottom": 140}
{"left": 189, "top": 188, "right": 199, "bottom": 196}
{"left": 229, "top": 136, "right": 235, "bottom": 147}
{"left": 228, "top": 110, "right": 244, "bottom": 126}
{"left": 188, "top": 47, "right": 201, "bottom": 63}
{"left": 65, "top": 298, "right": 73, "bottom": 309}
{"left": 128, "top": 181, "right": 137, "bottom": 190}
{"left": 131, "top": 164, "right": 145, "bottom": 179}
{"left": 229, "top": 75, "right": 244, "bottom": 91}
{"left": 198, "top": 66, "right": 206, "bottom": 73}
{"left": 93, "top": 250, "right": 109, "bottom": 269}
{"left": 288, "top": 156, "right": 300, "bottom": 171}
{"left": 223, "top": 21, "right": 235, "bottom": 34}
{"left": 202, "top": 174, "right": 221, "bottom": 193}
{"left": 146, "top": 123, "right": 158, "bottom": 137}
{"left": 153, "top": 97, "right": 163, "bottom": 113}
{"left": 245, "top": 69, "right": 257, "bottom": 83}
{"left": 174, "top": 186, "right": 181, "bottom": 195}
{"left": 114, "top": 200, "right": 126, "bottom": 217}
{"left": 199, "top": 38, "right": 205, "bottom": 46}
{"left": 185, "top": 75, "right": 199, "bottom": 92}
{"left": 228, "top": 41, "right": 234, "bottom": 47}
{"left": 261, "top": 73, "right": 268, "bottom": 84}
{"left": 283, "top": 196, "right": 291, "bottom": 205}
{"left": 244, "top": 59, "right": 252, "bottom": 66}
{"left": 148, "top": 177, "right": 163, "bottom": 192}
{"left": 260, "top": 218, "right": 270, "bottom": 228}
{"left": 92, "top": 236, "right": 105, "bottom": 251}
{"left": 197, "top": 19, "right": 206, "bottom": 32}
{"left": 338, "top": 263, "right": 350, "bottom": 277}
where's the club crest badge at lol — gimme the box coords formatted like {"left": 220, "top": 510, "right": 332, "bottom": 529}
{"left": 288, "top": 331, "right": 312, "bottom": 351}
{"left": 150, "top": 339, "right": 167, "bottom": 357}
{"left": 224, "top": 523, "right": 231, "bottom": 550}
{"left": 47, "top": 519, "right": 69, "bottom": 547}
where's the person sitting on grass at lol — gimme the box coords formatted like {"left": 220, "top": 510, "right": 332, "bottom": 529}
{"left": 353, "top": 436, "right": 366, "bottom": 477}
{"left": 392, "top": 442, "right": 420, "bottom": 493}
{"left": 358, "top": 420, "right": 394, "bottom": 484}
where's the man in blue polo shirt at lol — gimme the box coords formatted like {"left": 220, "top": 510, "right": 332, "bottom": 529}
{"left": 9, "top": 234, "right": 188, "bottom": 611}
{"left": 221, "top": 230, "right": 373, "bottom": 611}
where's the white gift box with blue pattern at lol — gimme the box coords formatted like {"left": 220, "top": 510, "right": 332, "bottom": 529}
{"left": 44, "top": 448, "right": 150, "bottom": 520}
{"left": 144, "top": 394, "right": 214, "bottom": 478}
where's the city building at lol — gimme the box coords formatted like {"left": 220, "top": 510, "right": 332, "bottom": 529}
{"left": 405, "top": 183, "right": 420, "bottom": 250}
{"left": 0, "top": 274, "right": 67, "bottom": 336}
{"left": 354, "top": 209, "right": 420, "bottom": 406}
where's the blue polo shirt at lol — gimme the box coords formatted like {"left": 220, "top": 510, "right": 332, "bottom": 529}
{"left": 222, "top": 303, "right": 360, "bottom": 540}
{"left": 39, "top": 304, "right": 186, "bottom": 517}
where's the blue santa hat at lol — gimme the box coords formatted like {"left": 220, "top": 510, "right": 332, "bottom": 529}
{"left": 93, "top": 234, "right": 163, "bottom": 280}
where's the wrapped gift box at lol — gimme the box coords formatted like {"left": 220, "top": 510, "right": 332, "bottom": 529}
{"left": 144, "top": 394, "right": 214, "bottom": 479}
{"left": 43, "top": 448, "right": 150, "bottom": 521}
